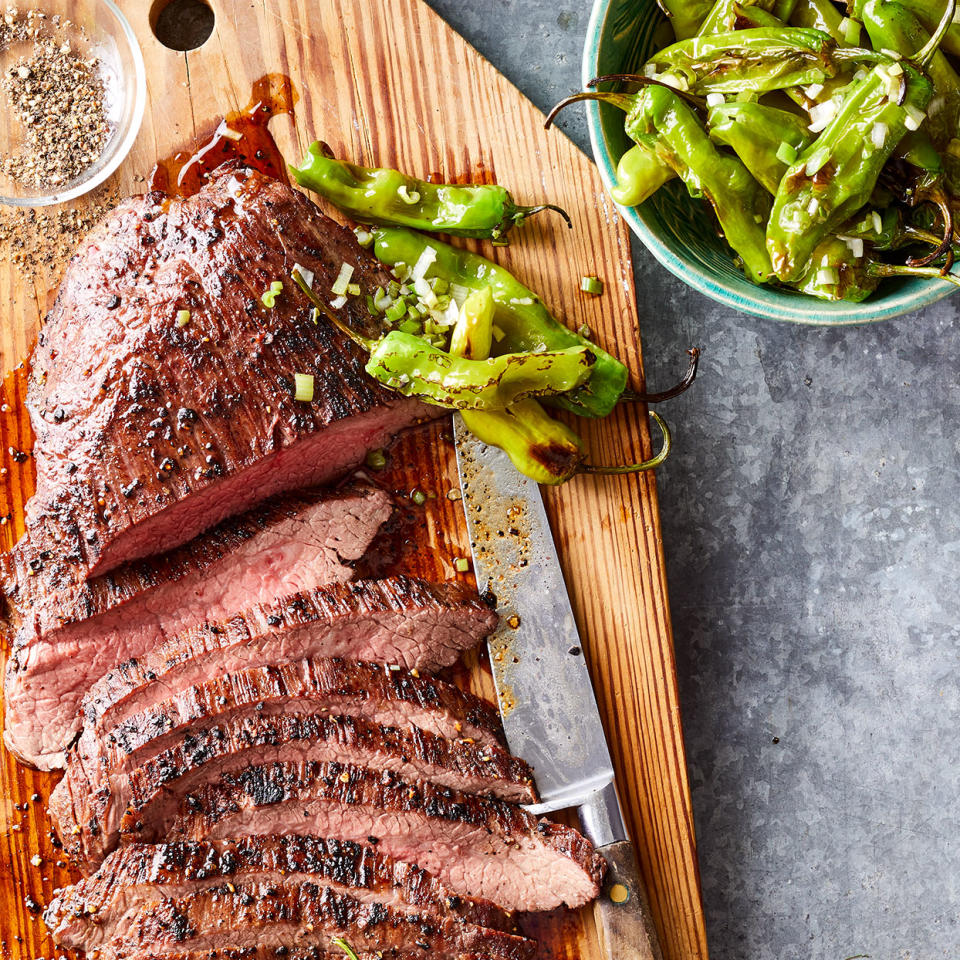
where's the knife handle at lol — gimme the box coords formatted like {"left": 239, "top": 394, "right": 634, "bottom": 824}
{"left": 593, "top": 839, "right": 663, "bottom": 960}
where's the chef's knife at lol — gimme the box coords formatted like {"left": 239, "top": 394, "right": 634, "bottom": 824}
{"left": 454, "top": 414, "right": 663, "bottom": 960}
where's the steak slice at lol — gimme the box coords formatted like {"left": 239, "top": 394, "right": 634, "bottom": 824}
{"left": 44, "top": 836, "right": 514, "bottom": 953}
{"left": 82, "top": 577, "right": 497, "bottom": 735}
{"left": 53, "top": 711, "right": 535, "bottom": 870}
{"left": 104, "top": 880, "right": 536, "bottom": 960}
{"left": 164, "top": 761, "right": 605, "bottom": 912}
{"left": 3, "top": 486, "right": 392, "bottom": 771}
{"left": 21, "top": 164, "right": 430, "bottom": 581}
{"left": 87, "top": 657, "right": 505, "bottom": 761}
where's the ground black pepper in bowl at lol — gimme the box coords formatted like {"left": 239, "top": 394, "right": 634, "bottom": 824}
{"left": 0, "top": 10, "right": 108, "bottom": 189}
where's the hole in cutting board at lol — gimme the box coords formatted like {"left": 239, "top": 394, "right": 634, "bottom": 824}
{"left": 151, "top": 0, "right": 215, "bottom": 51}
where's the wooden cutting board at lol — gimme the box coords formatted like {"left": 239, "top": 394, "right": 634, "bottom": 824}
{"left": 0, "top": 1, "right": 709, "bottom": 958}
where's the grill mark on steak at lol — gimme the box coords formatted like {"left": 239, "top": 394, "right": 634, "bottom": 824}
{"left": 3, "top": 486, "right": 393, "bottom": 771}
{"left": 104, "top": 880, "right": 536, "bottom": 960}
{"left": 54, "top": 710, "right": 536, "bottom": 871}
{"left": 21, "top": 165, "right": 431, "bottom": 581}
{"left": 81, "top": 577, "right": 498, "bottom": 735}
{"left": 164, "top": 761, "right": 605, "bottom": 912}
{"left": 44, "top": 836, "right": 514, "bottom": 953}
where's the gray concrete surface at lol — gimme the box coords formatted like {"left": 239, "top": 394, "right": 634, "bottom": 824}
{"left": 424, "top": 3, "right": 960, "bottom": 958}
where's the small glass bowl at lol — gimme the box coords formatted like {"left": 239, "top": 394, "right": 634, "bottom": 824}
{"left": 0, "top": 0, "right": 146, "bottom": 206}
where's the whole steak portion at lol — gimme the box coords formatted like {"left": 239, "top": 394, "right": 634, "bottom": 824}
{"left": 22, "top": 164, "right": 426, "bottom": 580}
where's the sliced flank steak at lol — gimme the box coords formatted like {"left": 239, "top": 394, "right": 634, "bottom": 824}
{"left": 3, "top": 486, "right": 392, "bottom": 771}
{"left": 103, "top": 880, "right": 536, "bottom": 960}
{"left": 81, "top": 577, "right": 497, "bottom": 738}
{"left": 44, "top": 836, "right": 515, "bottom": 953}
{"left": 52, "top": 710, "right": 535, "bottom": 870}
{"left": 163, "top": 760, "right": 605, "bottom": 912}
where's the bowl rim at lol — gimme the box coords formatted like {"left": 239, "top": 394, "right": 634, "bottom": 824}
{"left": 582, "top": 0, "right": 957, "bottom": 325}
{"left": 0, "top": 0, "right": 147, "bottom": 208}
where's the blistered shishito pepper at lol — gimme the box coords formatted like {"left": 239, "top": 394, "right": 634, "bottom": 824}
{"left": 659, "top": 0, "right": 715, "bottom": 40}
{"left": 900, "top": 0, "right": 960, "bottom": 55}
{"left": 644, "top": 28, "right": 847, "bottom": 94}
{"left": 796, "top": 233, "right": 960, "bottom": 300}
{"left": 549, "top": 85, "right": 773, "bottom": 282}
{"left": 610, "top": 142, "right": 676, "bottom": 205}
{"left": 696, "top": 0, "right": 776, "bottom": 35}
{"left": 766, "top": 59, "right": 935, "bottom": 281}
{"left": 291, "top": 271, "right": 595, "bottom": 410}
{"left": 291, "top": 142, "right": 571, "bottom": 243}
{"left": 708, "top": 101, "right": 813, "bottom": 194}
{"left": 371, "top": 228, "right": 628, "bottom": 418}
{"left": 788, "top": 0, "right": 846, "bottom": 40}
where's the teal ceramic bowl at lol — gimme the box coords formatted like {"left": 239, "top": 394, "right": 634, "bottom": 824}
{"left": 583, "top": 0, "right": 958, "bottom": 324}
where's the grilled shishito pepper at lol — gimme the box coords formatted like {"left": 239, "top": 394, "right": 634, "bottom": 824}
{"left": 658, "top": 0, "right": 715, "bottom": 40}
{"left": 644, "top": 28, "right": 848, "bottom": 94}
{"left": 707, "top": 101, "right": 813, "bottom": 194}
{"left": 766, "top": 60, "right": 935, "bottom": 281}
{"left": 549, "top": 85, "right": 773, "bottom": 282}
{"left": 292, "top": 271, "right": 594, "bottom": 410}
{"left": 371, "top": 227, "right": 628, "bottom": 418}
{"left": 291, "top": 142, "right": 571, "bottom": 242}
{"left": 610, "top": 142, "right": 677, "bottom": 205}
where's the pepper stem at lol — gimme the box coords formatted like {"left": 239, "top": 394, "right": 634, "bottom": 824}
{"left": 579, "top": 411, "right": 672, "bottom": 475}
{"left": 544, "top": 92, "right": 635, "bottom": 129}
{"left": 869, "top": 262, "right": 960, "bottom": 286}
{"left": 916, "top": 0, "right": 956, "bottom": 65}
{"left": 908, "top": 184, "right": 955, "bottom": 268}
{"left": 620, "top": 347, "right": 700, "bottom": 404}
{"left": 514, "top": 203, "right": 573, "bottom": 230}
{"left": 291, "top": 270, "right": 375, "bottom": 351}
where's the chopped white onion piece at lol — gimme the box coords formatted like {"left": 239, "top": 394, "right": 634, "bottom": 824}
{"left": 293, "top": 263, "right": 314, "bottom": 289}
{"left": 804, "top": 82, "right": 824, "bottom": 99}
{"left": 871, "top": 122, "right": 888, "bottom": 149}
{"left": 643, "top": 63, "right": 659, "bottom": 78}
{"left": 850, "top": 238, "right": 864, "bottom": 259}
{"left": 807, "top": 196, "right": 820, "bottom": 216}
{"left": 414, "top": 276, "right": 438, "bottom": 309}
{"left": 816, "top": 268, "right": 839, "bottom": 285}
{"left": 331, "top": 262, "right": 354, "bottom": 297}
{"left": 448, "top": 282, "right": 471, "bottom": 307}
{"left": 706, "top": 92, "right": 725, "bottom": 108}
{"left": 659, "top": 72, "right": 688, "bottom": 91}
{"left": 411, "top": 245, "right": 437, "bottom": 282}
{"left": 330, "top": 295, "right": 348, "bottom": 310}
{"left": 887, "top": 61, "right": 904, "bottom": 77}
{"left": 821, "top": 253, "right": 830, "bottom": 267}
{"left": 904, "top": 104, "right": 926, "bottom": 131}
{"left": 872, "top": 211, "right": 883, "bottom": 234}
{"left": 219, "top": 124, "right": 243, "bottom": 141}
{"left": 807, "top": 100, "right": 836, "bottom": 133}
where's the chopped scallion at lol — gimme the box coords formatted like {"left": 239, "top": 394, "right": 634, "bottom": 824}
{"left": 577, "top": 323, "right": 593, "bottom": 339}
{"left": 397, "top": 184, "right": 421, "bottom": 204}
{"left": 365, "top": 448, "right": 387, "bottom": 470}
{"left": 330, "top": 295, "right": 348, "bottom": 310}
{"left": 454, "top": 557, "right": 470, "bottom": 573}
{"left": 492, "top": 324, "right": 505, "bottom": 342}
{"left": 411, "top": 245, "right": 438, "bottom": 282}
{"left": 385, "top": 300, "right": 407, "bottom": 323}
{"left": 175, "top": 309, "right": 191, "bottom": 327}
{"left": 293, "top": 373, "right": 314, "bottom": 402}
{"left": 776, "top": 141, "right": 797, "bottom": 166}
{"left": 580, "top": 275, "right": 604, "bottom": 295}
{"left": 353, "top": 227, "right": 373, "bottom": 247}
{"left": 331, "top": 262, "right": 355, "bottom": 297}
{"left": 411, "top": 488, "right": 426, "bottom": 506}
{"left": 346, "top": 283, "right": 361, "bottom": 296}
{"left": 332, "top": 938, "right": 361, "bottom": 960}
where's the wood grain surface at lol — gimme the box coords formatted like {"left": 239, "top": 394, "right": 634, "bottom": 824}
{"left": 0, "top": 2, "right": 708, "bottom": 958}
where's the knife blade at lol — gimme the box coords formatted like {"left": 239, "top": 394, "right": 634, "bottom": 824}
{"left": 453, "top": 413, "right": 663, "bottom": 960}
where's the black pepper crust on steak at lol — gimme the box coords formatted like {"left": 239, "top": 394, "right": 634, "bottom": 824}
{"left": 19, "top": 163, "right": 429, "bottom": 581}
{"left": 104, "top": 879, "right": 536, "bottom": 960}
{"left": 162, "top": 759, "right": 606, "bottom": 913}
{"left": 44, "top": 836, "right": 515, "bottom": 953}
{"left": 52, "top": 707, "right": 536, "bottom": 871}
